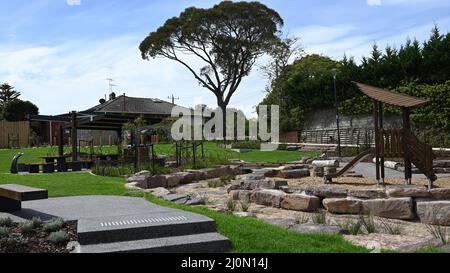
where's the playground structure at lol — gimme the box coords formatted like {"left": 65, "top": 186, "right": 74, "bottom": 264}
{"left": 325, "top": 82, "right": 437, "bottom": 189}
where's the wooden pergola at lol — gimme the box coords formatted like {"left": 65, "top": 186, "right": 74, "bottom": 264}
{"left": 354, "top": 82, "right": 437, "bottom": 188}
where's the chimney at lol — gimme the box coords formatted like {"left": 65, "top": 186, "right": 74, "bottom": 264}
{"left": 109, "top": 92, "right": 116, "bottom": 100}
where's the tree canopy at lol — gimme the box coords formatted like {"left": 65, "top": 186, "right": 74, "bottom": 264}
{"left": 260, "top": 25, "right": 450, "bottom": 136}
{"left": 140, "top": 1, "right": 284, "bottom": 138}
{"left": 3, "top": 99, "right": 39, "bottom": 121}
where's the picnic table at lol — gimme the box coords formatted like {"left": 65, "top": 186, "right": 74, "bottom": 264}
{"left": 40, "top": 155, "right": 70, "bottom": 163}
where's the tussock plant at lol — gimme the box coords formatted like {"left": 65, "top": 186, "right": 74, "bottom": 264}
{"left": 0, "top": 226, "right": 9, "bottom": 238}
{"left": 312, "top": 211, "right": 327, "bottom": 225}
{"left": 43, "top": 218, "right": 65, "bottom": 232}
{"left": 240, "top": 198, "right": 250, "bottom": 212}
{"left": 226, "top": 198, "right": 237, "bottom": 212}
{"left": 339, "top": 219, "right": 363, "bottom": 235}
{"left": 359, "top": 213, "right": 376, "bottom": 234}
{"left": 47, "top": 231, "right": 70, "bottom": 244}
{"left": 0, "top": 217, "right": 14, "bottom": 227}
{"left": 379, "top": 219, "right": 403, "bottom": 235}
{"left": 427, "top": 224, "right": 449, "bottom": 245}
{"left": 19, "top": 221, "right": 35, "bottom": 234}
{"left": 295, "top": 214, "right": 309, "bottom": 225}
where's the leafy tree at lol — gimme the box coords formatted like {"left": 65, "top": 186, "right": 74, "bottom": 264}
{"left": 139, "top": 1, "right": 283, "bottom": 138}
{"left": 0, "top": 83, "right": 21, "bottom": 107}
{"left": 3, "top": 100, "right": 39, "bottom": 121}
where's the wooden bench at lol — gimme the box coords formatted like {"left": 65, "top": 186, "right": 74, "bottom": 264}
{"left": 0, "top": 184, "right": 48, "bottom": 212}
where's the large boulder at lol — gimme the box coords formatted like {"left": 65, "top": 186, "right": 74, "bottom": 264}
{"left": 250, "top": 189, "right": 286, "bottom": 208}
{"left": 127, "top": 170, "right": 152, "bottom": 189}
{"left": 323, "top": 198, "right": 363, "bottom": 214}
{"left": 429, "top": 188, "right": 450, "bottom": 200}
{"left": 165, "top": 174, "right": 181, "bottom": 188}
{"left": 242, "top": 179, "right": 288, "bottom": 190}
{"left": 416, "top": 201, "right": 450, "bottom": 226}
{"left": 281, "top": 194, "right": 320, "bottom": 212}
{"left": 145, "top": 187, "right": 171, "bottom": 197}
{"left": 362, "top": 198, "right": 415, "bottom": 220}
{"left": 305, "top": 185, "right": 348, "bottom": 198}
{"left": 187, "top": 170, "right": 207, "bottom": 181}
{"left": 204, "top": 166, "right": 231, "bottom": 179}
{"left": 348, "top": 188, "right": 387, "bottom": 199}
{"left": 147, "top": 175, "right": 167, "bottom": 189}
{"left": 386, "top": 185, "right": 429, "bottom": 198}
{"left": 279, "top": 169, "right": 310, "bottom": 179}
{"left": 175, "top": 172, "right": 196, "bottom": 185}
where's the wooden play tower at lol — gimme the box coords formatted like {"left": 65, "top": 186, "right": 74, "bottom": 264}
{"left": 355, "top": 82, "right": 437, "bottom": 188}
{"left": 325, "top": 82, "right": 436, "bottom": 189}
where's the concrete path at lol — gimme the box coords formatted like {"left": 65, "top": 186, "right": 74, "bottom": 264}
{"left": 352, "top": 162, "right": 450, "bottom": 180}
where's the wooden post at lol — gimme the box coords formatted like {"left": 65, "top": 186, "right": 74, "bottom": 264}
{"left": 378, "top": 102, "right": 385, "bottom": 184}
{"left": 402, "top": 107, "right": 412, "bottom": 184}
{"left": 58, "top": 125, "right": 64, "bottom": 157}
{"left": 71, "top": 111, "right": 78, "bottom": 161}
{"left": 373, "top": 100, "right": 380, "bottom": 184}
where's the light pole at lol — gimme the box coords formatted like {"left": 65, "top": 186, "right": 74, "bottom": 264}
{"left": 332, "top": 69, "right": 341, "bottom": 157}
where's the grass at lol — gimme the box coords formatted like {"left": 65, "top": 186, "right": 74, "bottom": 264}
{"left": 0, "top": 145, "right": 369, "bottom": 253}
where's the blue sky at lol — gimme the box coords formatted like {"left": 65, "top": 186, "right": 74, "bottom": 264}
{"left": 1, "top": 0, "right": 450, "bottom": 117}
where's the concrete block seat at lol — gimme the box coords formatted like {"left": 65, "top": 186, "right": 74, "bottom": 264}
{"left": 0, "top": 184, "right": 48, "bottom": 212}
{"left": 68, "top": 161, "right": 83, "bottom": 172}
{"left": 42, "top": 163, "right": 55, "bottom": 173}
{"left": 28, "top": 164, "right": 40, "bottom": 174}
{"left": 4, "top": 196, "right": 230, "bottom": 253}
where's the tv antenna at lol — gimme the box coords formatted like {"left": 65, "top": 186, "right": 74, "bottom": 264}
{"left": 168, "top": 94, "right": 179, "bottom": 104}
{"left": 106, "top": 78, "right": 117, "bottom": 93}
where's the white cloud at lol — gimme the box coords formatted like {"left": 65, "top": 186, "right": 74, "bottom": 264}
{"left": 67, "top": 0, "right": 81, "bottom": 6}
{"left": 367, "top": 0, "right": 382, "bottom": 6}
{"left": 0, "top": 35, "right": 265, "bottom": 118}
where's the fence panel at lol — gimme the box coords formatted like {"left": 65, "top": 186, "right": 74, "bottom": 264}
{"left": 0, "top": 120, "right": 30, "bottom": 148}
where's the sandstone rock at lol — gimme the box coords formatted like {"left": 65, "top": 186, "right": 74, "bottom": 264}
{"left": 386, "top": 185, "right": 429, "bottom": 198}
{"left": 279, "top": 169, "right": 310, "bottom": 179}
{"left": 165, "top": 174, "right": 181, "bottom": 188}
{"left": 187, "top": 170, "right": 207, "bottom": 181}
{"left": 233, "top": 212, "right": 255, "bottom": 218}
{"left": 264, "top": 218, "right": 297, "bottom": 229}
{"left": 289, "top": 224, "right": 347, "bottom": 235}
{"left": 250, "top": 189, "right": 286, "bottom": 208}
{"left": 348, "top": 188, "right": 387, "bottom": 199}
{"left": 323, "top": 198, "right": 363, "bottom": 214}
{"left": 131, "top": 176, "right": 149, "bottom": 189}
{"left": 204, "top": 166, "right": 231, "bottom": 179}
{"left": 145, "top": 187, "right": 171, "bottom": 197}
{"left": 429, "top": 188, "right": 450, "bottom": 200}
{"left": 176, "top": 172, "right": 196, "bottom": 184}
{"left": 281, "top": 194, "right": 320, "bottom": 212}
{"left": 229, "top": 190, "right": 252, "bottom": 201}
{"left": 305, "top": 185, "right": 348, "bottom": 198}
{"left": 312, "top": 160, "right": 339, "bottom": 168}
{"left": 125, "top": 182, "right": 140, "bottom": 190}
{"left": 240, "top": 179, "right": 288, "bottom": 190}
{"left": 416, "top": 201, "right": 450, "bottom": 226}
{"left": 363, "top": 198, "right": 415, "bottom": 220}
{"left": 147, "top": 175, "right": 167, "bottom": 189}
{"left": 263, "top": 169, "right": 281, "bottom": 178}
{"left": 243, "top": 173, "right": 266, "bottom": 181}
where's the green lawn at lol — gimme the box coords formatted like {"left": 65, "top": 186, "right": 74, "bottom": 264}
{"left": 0, "top": 146, "right": 368, "bottom": 253}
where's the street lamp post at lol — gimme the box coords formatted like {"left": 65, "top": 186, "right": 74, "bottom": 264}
{"left": 332, "top": 69, "right": 341, "bottom": 157}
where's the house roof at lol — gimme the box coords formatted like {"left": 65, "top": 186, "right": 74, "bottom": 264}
{"left": 354, "top": 82, "right": 429, "bottom": 108}
{"left": 83, "top": 95, "right": 186, "bottom": 115}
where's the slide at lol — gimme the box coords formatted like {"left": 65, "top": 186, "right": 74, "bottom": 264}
{"left": 324, "top": 149, "right": 373, "bottom": 183}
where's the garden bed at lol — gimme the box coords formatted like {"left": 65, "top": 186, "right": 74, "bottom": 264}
{"left": 0, "top": 218, "right": 77, "bottom": 253}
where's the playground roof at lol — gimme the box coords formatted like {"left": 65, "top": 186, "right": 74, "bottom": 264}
{"left": 354, "top": 82, "right": 430, "bottom": 108}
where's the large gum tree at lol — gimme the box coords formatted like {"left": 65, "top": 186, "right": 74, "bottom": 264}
{"left": 139, "top": 1, "right": 284, "bottom": 139}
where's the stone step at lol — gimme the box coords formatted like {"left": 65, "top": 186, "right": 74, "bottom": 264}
{"left": 79, "top": 232, "right": 231, "bottom": 253}
{"left": 77, "top": 211, "right": 216, "bottom": 245}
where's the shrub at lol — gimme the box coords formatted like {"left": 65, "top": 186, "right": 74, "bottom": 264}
{"left": 31, "top": 217, "right": 43, "bottom": 228}
{"left": 43, "top": 218, "right": 65, "bottom": 232}
{"left": 339, "top": 219, "right": 363, "bottom": 235}
{"left": 312, "top": 211, "right": 327, "bottom": 224}
{"left": 379, "top": 219, "right": 403, "bottom": 235}
{"left": 207, "top": 179, "right": 226, "bottom": 188}
{"left": 226, "top": 198, "right": 237, "bottom": 212}
{"left": 0, "top": 217, "right": 14, "bottom": 227}
{"left": 359, "top": 214, "right": 376, "bottom": 234}
{"left": 220, "top": 174, "right": 236, "bottom": 184}
{"left": 0, "top": 226, "right": 9, "bottom": 238}
{"left": 19, "top": 221, "right": 35, "bottom": 234}
{"left": 295, "top": 214, "right": 309, "bottom": 225}
{"left": 47, "top": 231, "right": 69, "bottom": 244}
{"left": 427, "top": 224, "right": 448, "bottom": 245}
{"left": 240, "top": 198, "right": 250, "bottom": 212}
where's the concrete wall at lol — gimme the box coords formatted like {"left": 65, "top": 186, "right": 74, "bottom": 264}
{"left": 303, "top": 108, "right": 403, "bottom": 130}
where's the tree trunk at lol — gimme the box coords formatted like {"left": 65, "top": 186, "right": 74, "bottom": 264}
{"left": 218, "top": 101, "right": 227, "bottom": 143}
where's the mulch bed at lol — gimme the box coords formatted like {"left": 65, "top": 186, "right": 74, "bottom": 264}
{"left": 0, "top": 221, "right": 78, "bottom": 253}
